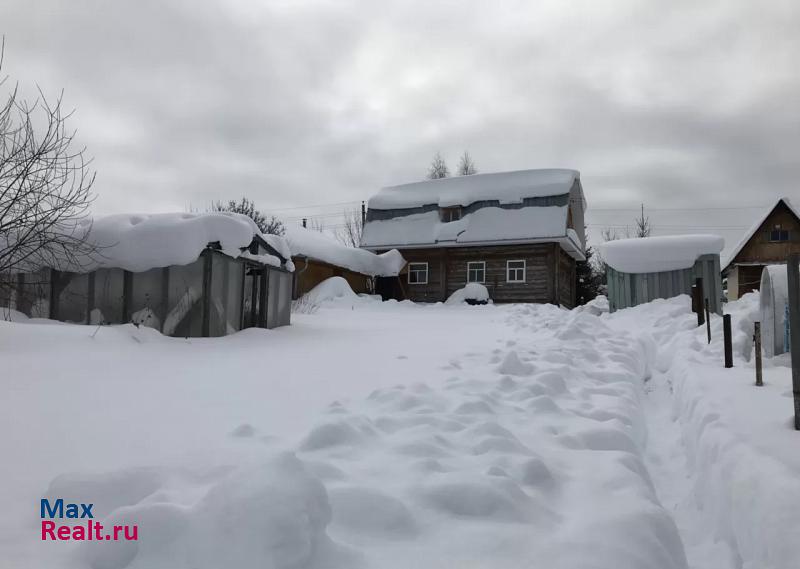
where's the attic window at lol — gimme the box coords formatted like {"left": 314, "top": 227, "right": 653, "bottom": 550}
{"left": 769, "top": 225, "right": 789, "bottom": 242}
{"left": 441, "top": 207, "right": 462, "bottom": 222}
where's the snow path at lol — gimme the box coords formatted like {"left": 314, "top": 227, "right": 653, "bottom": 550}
{"left": 0, "top": 297, "right": 750, "bottom": 568}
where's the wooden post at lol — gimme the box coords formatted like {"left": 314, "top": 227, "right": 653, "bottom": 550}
{"left": 786, "top": 252, "right": 800, "bottom": 429}
{"left": 754, "top": 321, "right": 763, "bottom": 387}
{"left": 361, "top": 201, "right": 366, "bottom": 226}
{"left": 122, "top": 270, "right": 133, "bottom": 323}
{"left": 692, "top": 277, "right": 705, "bottom": 327}
{"left": 723, "top": 314, "right": 733, "bottom": 368}
{"left": 705, "top": 298, "right": 711, "bottom": 344}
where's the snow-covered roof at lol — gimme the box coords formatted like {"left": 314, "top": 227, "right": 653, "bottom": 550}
{"left": 600, "top": 234, "right": 724, "bottom": 274}
{"left": 361, "top": 169, "right": 585, "bottom": 259}
{"left": 31, "top": 212, "right": 291, "bottom": 273}
{"left": 283, "top": 225, "right": 405, "bottom": 277}
{"left": 368, "top": 169, "right": 580, "bottom": 210}
{"left": 722, "top": 197, "right": 800, "bottom": 270}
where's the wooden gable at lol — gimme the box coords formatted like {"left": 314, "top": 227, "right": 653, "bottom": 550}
{"left": 731, "top": 200, "right": 800, "bottom": 265}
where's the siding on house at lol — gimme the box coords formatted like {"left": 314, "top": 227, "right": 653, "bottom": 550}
{"left": 291, "top": 257, "right": 372, "bottom": 299}
{"left": 377, "top": 243, "right": 576, "bottom": 307}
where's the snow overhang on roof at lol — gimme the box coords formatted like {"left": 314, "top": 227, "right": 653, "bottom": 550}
{"left": 16, "top": 212, "right": 293, "bottom": 274}
{"left": 368, "top": 168, "right": 580, "bottom": 210}
{"left": 284, "top": 225, "right": 405, "bottom": 277}
{"left": 722, "top": 198, "right": 800, "bottom": 271}
{"left": 600, "top": 234, "right": 724, "bottom": 274}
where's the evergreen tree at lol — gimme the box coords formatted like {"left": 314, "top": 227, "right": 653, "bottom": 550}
{"left": 576, "top": 244, "right": 604, "bottom": 305}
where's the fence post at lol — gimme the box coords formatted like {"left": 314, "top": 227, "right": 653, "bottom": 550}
{"left": 786, "top": 252, "right": 800, "bottom": 429}
{"left": 692, "top": 278, "right": 705, "bottom": 327}
{"left": 723, "top": 314, "right": 733, "bottom": 368}
{"left": 705, "top": 298, "right": 711, "bottom": 344}
{"left": 754, "top": 321, "right": 763, "bottom": 387}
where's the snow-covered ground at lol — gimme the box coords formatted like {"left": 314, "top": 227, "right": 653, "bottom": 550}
{"left": 2, "top": 292, "right": 799, "bottom": 568}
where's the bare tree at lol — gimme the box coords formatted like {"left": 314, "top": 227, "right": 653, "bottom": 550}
{"left": 211, "top": 196, "right": 284, "bottom": 235}
{"left": 307, "top": 217, "right": 326, "bottom": 233}
{"left": 0, "top": 40, "right": 97, "bottom": 285}
{"left": 426, "top": 152, "right": 449, "bottom": 179}
{"left": 456, "top": 151, "right": 477, "bottom": 175}
{"left": 335, "top": 208, "right": 363, "bottom": 248}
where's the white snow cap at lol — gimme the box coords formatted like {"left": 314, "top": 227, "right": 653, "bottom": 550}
{"left": 369, "top": 169, "right": 579, "bottom": 210}
{"left": 284, "top": 225, "right": 405, "bottom": 276}
{"left": 600, "top": 234, "right": 724, "bottom": 274}
{"left": 63, "top": 212, "right": 289, "bottom": 273}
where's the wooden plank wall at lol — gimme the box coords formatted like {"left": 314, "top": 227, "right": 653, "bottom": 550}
{"left": 386, "top": 244, "right": 576, "bottom": 304}
{"left": 293, "top": 258, "right": 371, "bottom": 299}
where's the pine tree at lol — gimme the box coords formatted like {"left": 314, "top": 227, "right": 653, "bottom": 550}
{"left": 457, "top": 151, "right": 478, "bottom": 175}
{"left": 427, "top": 152, "right": 450, "bottom": 179}
{"left": 576, "top": 244, "right": 604, "bottom": 305}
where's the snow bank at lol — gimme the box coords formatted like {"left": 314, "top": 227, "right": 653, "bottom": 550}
{"left": 301, "top": 276, "right": 358, "bottom": 306}
{"left": 445, "top": 283, "right": 490, "bottom": 305}
{"left": 600, "top": 234, "right": 724, "bottom": 274}
{"left": 284, "top": 225, "right": 404, "bottom": 276}
{"left": 607, "top": 294, "right": 800, "bottom": 569}
{"left": 368, "top": 169, "right": 579, "bottom": 210}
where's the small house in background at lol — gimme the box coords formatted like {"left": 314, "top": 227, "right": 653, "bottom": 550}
{"left": 360, "top": 169, "right": 587, "bottom": 307}
{"left": 0, "top": 212, "right": 294, "bottom": 336}
{"left": 283, "top": 225, "right": 405, "bottom": 299}
{"left": 601, "top": 234, "right": 724, "bottom": 314}
{"left": 723, "top": 197, "right": 800, "bottom": 301}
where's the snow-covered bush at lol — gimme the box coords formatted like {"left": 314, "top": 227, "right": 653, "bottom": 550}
{"left": 445, "top": 283, "right": 490, "bottom": 305}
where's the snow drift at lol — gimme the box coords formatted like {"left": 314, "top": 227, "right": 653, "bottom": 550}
{"left": 445, "top": 283, "right": 490, "bottom": 305}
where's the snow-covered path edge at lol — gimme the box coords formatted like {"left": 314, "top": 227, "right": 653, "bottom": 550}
{"left": 607, "top": 295, "right": 800, "bottom": 569}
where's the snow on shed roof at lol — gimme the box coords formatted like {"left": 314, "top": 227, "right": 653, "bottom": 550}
{"left": 368, "top": 169, "right": 580, "bottom": 210}
{"left": 283, "top": 225, "right": 405, "bottom": 277}
{"left": 600, "top": 234, "right": 724, "bottom": 274}
{"left": 722, "top": 197, "right": 800, "bottom": 270}
{"left": 42, "top": 212, "right": 290, "bottom": 273}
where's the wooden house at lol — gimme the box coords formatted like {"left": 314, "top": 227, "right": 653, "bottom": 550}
{"left": 284, "top": 225, "right": 405, "bottom": 299}
{"left": 360, "top": 169, "right": 586, "bottom": 306}
{"left": 723, "top": 198, "right": 800, "bottom": 300}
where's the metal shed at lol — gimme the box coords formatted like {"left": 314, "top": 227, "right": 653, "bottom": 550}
{"left": 601, "top": 235, "right": 725, "bottom": 314}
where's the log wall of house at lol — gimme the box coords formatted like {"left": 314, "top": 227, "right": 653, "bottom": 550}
{"left": 382, "top": 243, "right": 577, "bottom": 306}
{"left": 292, "top": 257, "right": 372, "bottom": 299}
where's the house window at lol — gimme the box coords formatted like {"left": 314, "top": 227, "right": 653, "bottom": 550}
{"left": 507, "top": 260, "right": 526, "bottom": 283}
{"left": 441, "top": 207, "right": 462, "bottom": 222}
{"left": 769, "top": 225, "right": 789, "bottom": 242}
{"left": 467, "top": 261, "right": 485, "bottom": 283}
{"left": 408, "top": 262, "right": 428, "bottom": 284}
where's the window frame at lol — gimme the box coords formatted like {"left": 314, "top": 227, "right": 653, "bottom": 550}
{"left": 467, "top": 261, "right": 486, "bottom": 284}
{"left": 506, "top": 259, "right": 526, "bottom": 283}
{"left": 768, "top": 225, "right": 789, "bottom": 242}
{"left": 441, "top": 207, "right": 463, "bottom": 223}
{"left": 408, "top": 262, "right": 429, "bottom": 285}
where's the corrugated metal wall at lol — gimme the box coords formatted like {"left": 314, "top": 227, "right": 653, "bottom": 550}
{"left": 607, "top": 254, "right": 722, "bottom": 314}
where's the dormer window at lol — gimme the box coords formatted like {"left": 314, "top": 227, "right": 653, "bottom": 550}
{"left": 769, "top": 224, "right": 789, "bottom": 242}
{"left": 441, "top": 207, "right": 462, "bottom": 222}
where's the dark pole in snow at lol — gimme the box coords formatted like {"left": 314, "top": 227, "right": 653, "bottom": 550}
{"left": 786, "top": 252, "right": 800, "bottom": 429}
{"left": 705, "top": 298, "right": 711, "bottom": 344}
{"left": 723, "top": 314, "right": 733, "bottom": 368}
{"left": 754, "top": 321, "right": 763, "bottom": 387}
{"left": 361, "top": 201, "right": 366, "bottom": 226}
{"left": 692, "top": 278, "right": 705, "bottom": 327}
{"left": 302, "top": 218, "right": 307, "bottom": 228}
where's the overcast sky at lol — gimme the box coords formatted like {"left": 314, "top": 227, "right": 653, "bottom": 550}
{"left": 1, "top": 0, "right": 798, "bottom": 249}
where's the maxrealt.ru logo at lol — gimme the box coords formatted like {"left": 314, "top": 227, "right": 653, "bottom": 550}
{"left": 40, "top": 499, "right": 138, "bottom": 541}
